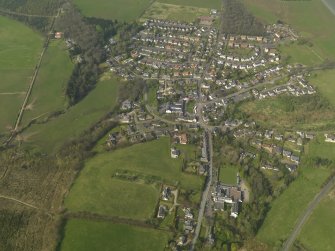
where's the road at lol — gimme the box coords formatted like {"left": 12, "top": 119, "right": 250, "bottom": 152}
{"left": 282, "top": 176, "right": 335, "bottom": 251}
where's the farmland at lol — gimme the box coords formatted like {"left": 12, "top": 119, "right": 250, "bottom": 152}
{"left": 309, "top": 69, "right": 335, "bottom": 106}
{"left": 141, "top": 2, "right": 210, "bottom": 23}
{"left": 18, "top": 74, "right": 121, "bottom": 152}
{"left": 298, "top": 186, "right": 335, "bottom": 251}
{"left": 0, "top": 15, "right": 43, "bottom": 138}
{"left": 21, "top": 40, "right": 73, "bottom": 128}
{"left": 73, "top": 0, "right": 153, "bottom": 21}
{"left": 157, "top": 0, "right": 222, "bottom": 9}
{"left": 60, "top": 219, "right": 170, "bottom": 251}
{"left": 244, "top": 0, "right": 335, "bottom": 62}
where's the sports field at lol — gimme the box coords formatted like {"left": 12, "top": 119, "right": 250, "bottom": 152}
{"left": 73, "top": 0, "right": 153, "bottom": 21}
{"left": 60, "top": 219, "right": 170, "bottom": 251}
{"left": 0, "top": 15, "right": 43, "bottom": 137}
{"left": 158, "top": 0, "right": 222, "bottom": 9}
{"left": 19, "top": 74, "right": 121, "bottom": 152}
{"left": 219, "top": 166, "right": 238, "bottom": 185}
{"left": 21, "top": 40, "right": 73, "bottom": 127}
{"left": 244, "top": 0, "right": 335, "bottom": 61}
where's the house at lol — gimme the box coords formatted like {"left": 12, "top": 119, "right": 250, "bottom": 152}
{"left": 162, "top": 187, "right": 171, "bottom": 201}
{"left": 178, "top": 235, "right": 187, "bottom": 246}
{"left": 171, "top": 147, "right": 180, "bottom": 158}
{"left": 283, "top": 150, "right": 292, "bottom": 158}
{"left": 176, "top": 133, "right": 188, "bottom": 144}
{"left": 305, "top": 133, "right": 315, "bottom": 140}
{"left": 121, "top": 100, "right": 133, "bottom": 111}
{"left": 199, "top": 164, "right": 208, "bottom": 175}
{"left": 325, "top": 134, "right": 335, "bottom": 143}
{"left": 183, "top": 208, "right": 194, "bottom": 219}
{"left": 291, "top": 155, "right": 300, "bottom": 164}
{"left": 54, "top": 32, "right": 63, "bottom": 39}
{"left": 286, "top": 164, "right": 297, "bottom": 172}
{"left": 157, "top": 205, "right": 167, "bottom": 219}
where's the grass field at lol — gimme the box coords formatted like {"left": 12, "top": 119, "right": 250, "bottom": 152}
{"left": 158, "top": 0, "right": 222, "bottom": 9}
{"left": 74, "top": 0, "right": 153, "bottom": 21}
{"left": 61, "top": 219, "right": 170, "bottom": 251}
{"left": 219, "top": 165, "right": 238, "bottom": 185}
{"left": 0, "top": 15, "right": 43, "bottom": 137}
{"left": 256, "top": 166, "right": 331, "bottom": 248}
{"left": 309, "top": 69, "right": 335, "bottom": 106}
{"left": 244, "top": 0, "right": 335, "bottom": 61}
{"left": 21, "top": 40, "right": 73, "bottom": 127}
{"left": 141, "top": 2, "right": 210, "bottom": 22}
{"left": 298, "top": 186, "right": 335, "bottom": 251}
{"left": 66, "top": 178, "right": 159, "bottom": 219}
{"left": 19, "top": 74, "right": 122, "bottom": 152}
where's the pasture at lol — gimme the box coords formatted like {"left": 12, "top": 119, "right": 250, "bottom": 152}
{"left": 19, "top": 74, "right": 121, "bottom": 152}
{"left": 157, "top": 0, "right": 222, "bottom": 9}
{"left": 141, "top": 2, "right": 210, "bottom": 23}
{"left": 298, "top": 186, "right": 335, "bottom": 251}
{"left": 256, "top": 166, "right": 331, "bottom": 247}
{"left": 244, "top": 0, "right": 335, "bottom": 61}
{"left": 0, "top": 15, "right": 43, "bottom": 137}
{"left": 73, "top": 0, "right": 153, "bottom": 21}
{"left": 66, "top": 178, "right": 159, "bottom": 220}
{"left": 21, "top": 40, "right": 73, "bottom": 127}
{"left": 60, "top": 219, "right": 170, "bottom": 251}
{"left": 309, "top": 69, "right": 335, "bottom": 107}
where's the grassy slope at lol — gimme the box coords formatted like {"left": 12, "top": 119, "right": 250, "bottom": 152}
{"left": 21, "top": 40, "right": 73, "bottom": 127}
{"left": 20, "top": 75, "right": 121, "bottom": 152}
{"left": 309, "top": 69, "right": 335, "bottom": 107}
{"left": 244, "top": 0, "right": 335, "bottom": 62}
{"left": 73, "top": 0, "right": 153, "bottom": 21}
{"left": 61, "top": 219, "right": 170, "bottom": 251}
{"left": 158, "top": 0, "right": 222, "bottom": 9}
{"left": 0, "top": 15, "right": 43, "bottom": 135}
{"left": 298, "top": 186, "right": 335, "bottom": 251}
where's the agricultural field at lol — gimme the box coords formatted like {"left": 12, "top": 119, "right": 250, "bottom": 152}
{"left": 65, "top": 138, "right": 203, "bottom": 217}
{"left": 66, "top": 178, "right": 160, "bottom": 220}
{"left": 244, "top": 0, "right": 335, "bottom": 62}
{"left": 73, "top": 0, "right": 153, "bottom": 21}
{"left": 256, "top": 166, "right": 332, "bottom": 248}
{"left": 141, "top": 2, "right": 210, "bottom": 23}
{"left": 219, "top": 165, "right": 238, "bottom": 185}
{"left": 157, "top": 0, "right": 222, "bottom": 9}
{"left": 298, "top": 185, "right": 335, "bottom": 251}
{"left": 20, "top": 40, "right": 73, "bottom": 128}
{"left": 60, "top": 219, "right": 170, "bottom": 251}
{"left": 0, "top": 15, "right": 43, "bottom": 139}
{"left": 18, "top": 74, "right": 122, "bottom": 152}
{"left": 308, "top": 69, "right": 335, "bottom": 106}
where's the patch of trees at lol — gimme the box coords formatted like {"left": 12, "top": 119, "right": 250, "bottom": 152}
{"left": 221, "top": 0, "right": 265, "bottom": 36}
{"left": 118, "top": 78, "right": 147, "bottom": 102}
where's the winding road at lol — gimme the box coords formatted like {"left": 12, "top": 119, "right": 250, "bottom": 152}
{"left": 282, "top": 176, "right": 335, "bottom": 251}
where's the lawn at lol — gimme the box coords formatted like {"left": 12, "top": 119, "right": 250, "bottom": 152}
{"left": 256, "top": 166, "right": 332, "bottom": 248}
{"left": 219, "top": 165, "right": 238, "bottom": 185}
{"left": 66, "top": 179, "right": 159, "bottom": 219}
{"left": 298, "top": 186, "right": 335, "bottom": 251}
{"left": 60, "top": 219, "right": 170, "bottom": 251}
{"left": 73, "top": 0, "right": 153, "bottom": 21}
{"left": 141, "top": 2, "right": 210, "bottom": 22}
{"left": 0, "top": 15, "right": 43, "bottom": 136}
{"left": 19, "top": 74, "right": 122, "bottom": 152}
{"left": 21, "top": 40, "right": 73, "bottom": 127}
{"left": 158, "top": 0, "right": 222, "bottom": 9}
{"left": 309, "top": 69, "right": 335, "bottom": 107}
{"left": 244, "top": 0, "right": 335, "bottom": 62}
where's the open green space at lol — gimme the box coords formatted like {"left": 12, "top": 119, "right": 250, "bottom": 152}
{"left": 158, "top": 0, "right": 222, "bottom": 9}
{"left": 19, "top": 74, "right": 121, "bottom": 152}
{"left": 0, "top": 15, "right": 43, "bottom": 136}
{"left": 66, "top": 178, "right": 159, "bottom": 220}
{"left": 298, "top": 186, "right": 335, "bottom": 251}
{"left": 244, "top": 0, "right": 335, "bottom": 61}
{"left": 21, "top": 40, "right": 73, "bottom": 127}
{"left": 256, "top": 166, "right": 331, "bottom": 248}
{"left": 73, "top": 0, "right": 153, "bottom": 21}
{"left": 219, "top": 165, "right": 238, "bottom": 185}
{"left": 309, "top": 69, "right": 335, "bottom": 107}
{"left": 60, "top": 219, "right": 170, "bottom": 251}
{"left": 141, "top": 2, "right": 210, "bottom": 22}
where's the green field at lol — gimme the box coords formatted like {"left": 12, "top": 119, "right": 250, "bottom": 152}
{"left": 61, "top": 219, "right": 170, "bottom": 251}
{"left": 19, "top": 74, "right": 121, "bottom": 152}
{"left": 309, "top": 69, "right": 335, "bottom": 106}
{"left": 141, "top": 2, "right": 210, "bottom": 22}
{"left": 256, "top": 166, "right": 331, "bottom": 248}
{"left": 0, "top": 15, "right": 43, "bottom": 137}
{"left": 66, "top": 178, "right": 159, "bottom": 220}
{"left": 244, "top": 0, "right": 335, "bottom": 61}
{"left": 219, "top": 166, "right": 238, "bottom": 185}
{"left": 21, "top": 40, "right": 73, "bottom": 127}
{"left": 158, "top": 0, "right": 222, "bottom": 9}
{"left": 74, "top": 0, "right": 153, "bottom": 21}
{"left": 298, "top": 186, "right": 335, "bottom": 251}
